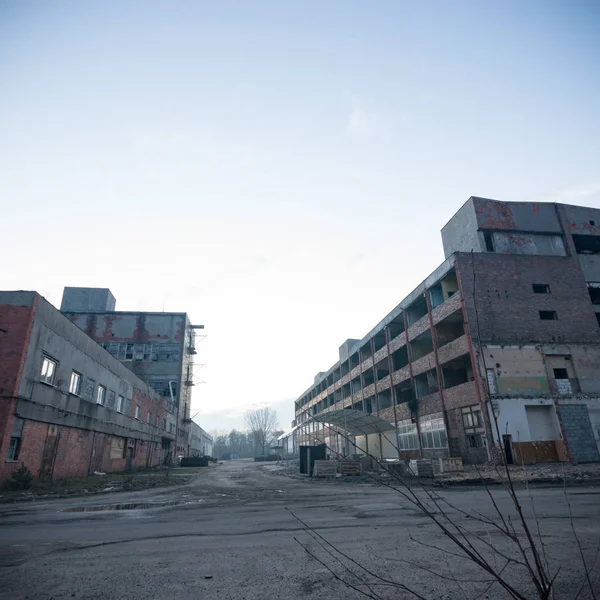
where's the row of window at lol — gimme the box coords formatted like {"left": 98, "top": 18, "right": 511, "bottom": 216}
{"left": 100, "top": 343, "right": 181, "bottom": 363}
{"left": 39, "top": 355, "right": 169, "bottom": 431}
{"left": 397, "top": 412, "right": 449, "bottom": 450}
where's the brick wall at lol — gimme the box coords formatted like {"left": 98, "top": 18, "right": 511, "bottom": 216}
{"left": 456, "top": 253, "right": 600, "bottom": 345}
{"left": 0, "top": 300, "right": 36, "bottom": 478}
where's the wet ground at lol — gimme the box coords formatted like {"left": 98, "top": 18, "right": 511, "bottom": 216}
{"left": 1, "top": 459, "right": 599, "bottom": 599}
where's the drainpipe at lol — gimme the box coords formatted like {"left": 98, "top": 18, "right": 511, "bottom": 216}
{"left": 402, "top": 309, "right": 422, "bottom": 459}
{"left": 169, "top": 380, "right": 178, "bottom": 461}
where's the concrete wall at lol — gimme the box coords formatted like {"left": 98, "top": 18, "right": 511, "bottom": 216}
{"left": 63, "top": 310, "right": 194, "bottom": 456}
{"left": 492, "top": 232, "right": 565, "bottom": 256}
{"left": 578, "top": 255, "right": 600, "bottom": 282}
{"left": 483, "top": 346, "right": 549, "bottom": 395}
{"left": 441, "top": 198, "right": 481, "bottom": 258}
{"left": 188, "top": 421, "right": 213, "bottom": 456}
{"left": 488, "top": 397, "right": 561, "bottom": 443}
{"left": 563, "top": 205, "right": 600, "bottom": 235}
{"left": 472, "top": 198, "right": 563, "bottom": 233}
{"left": 60, "top": 287, "right": 116, "bottom": 312}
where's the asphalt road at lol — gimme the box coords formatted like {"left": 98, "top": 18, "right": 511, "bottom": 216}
{"left": 1, "top": 460, "right": 599, "bottom": 599}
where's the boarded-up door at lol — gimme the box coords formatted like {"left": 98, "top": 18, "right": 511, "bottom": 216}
{"left": 40, "top": 426, "right": 60, "bottom": 480}
{"left": 89, "top": 432, "right": 105, "bottom": 474}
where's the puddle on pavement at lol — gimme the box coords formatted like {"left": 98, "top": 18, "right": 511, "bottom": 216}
{"left": 62, "top": 499, "right": 203, "bottom": 513}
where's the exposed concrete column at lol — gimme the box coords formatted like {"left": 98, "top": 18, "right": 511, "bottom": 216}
{"left": 385, "top": 326, "right": 402, "bottom": 460}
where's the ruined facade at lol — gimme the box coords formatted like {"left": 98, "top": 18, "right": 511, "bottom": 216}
{"left": 61, "top": 288, "right": 204, "bottom": 458}
{"left": 0, "top": 292, "right": 176, "bottom": 486}
{"left": 293, "top": 198, "right": 600, "bottom": 465}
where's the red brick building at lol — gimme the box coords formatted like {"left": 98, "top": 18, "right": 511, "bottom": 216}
{"left": 292, "top": 198, "right": 600, "bottom": 465}
{"left": 0, "top": 291, "right": 176, "bottom": 486}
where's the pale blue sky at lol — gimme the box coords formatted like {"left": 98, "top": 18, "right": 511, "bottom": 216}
{"left": 1, "top": 1, "right": 599, "bottom": 433}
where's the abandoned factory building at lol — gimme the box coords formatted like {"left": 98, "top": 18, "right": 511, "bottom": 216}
{"left": 61, "top": 287, "right": 205, "bottom": 459}
{"left": 292, "top": 197, "right": 600, "bottom": 465}
{"left": 0, "top": 288, "right": 208, "bottom": 486}
{"left": 0, "top": 291, "right": 177, "bottom": 486}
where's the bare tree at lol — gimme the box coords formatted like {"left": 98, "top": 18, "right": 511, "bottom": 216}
{"left": 244, "top": 407, "right": 278, "bottom": 456}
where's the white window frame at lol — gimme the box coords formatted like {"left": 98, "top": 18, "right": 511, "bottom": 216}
{"left": 147, "top": 411, "right": 151, "bottom": 424}
{"left": 116, "top": 395, "right": 125, "bottom": 413}
{"left": 69, "top": 371, "right": 82, "bottom": 396}
{"left": 419, "top": 412, "right": 448, "bottom": 449}
{"left": 134, "top": 405, "right": 140, "bottom": 420}
{"left": 97, "top": 385, "right": 106, "bottom": 405}
{"left": 40, "top": 356, "right": 58, "bottom": 385}
{"left": 397, "top": 419, "right": 419, "bottom": 450}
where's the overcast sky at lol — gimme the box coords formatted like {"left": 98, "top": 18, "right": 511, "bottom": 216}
{"left": 1, "top": 1, "right": 599, "bottom": 433}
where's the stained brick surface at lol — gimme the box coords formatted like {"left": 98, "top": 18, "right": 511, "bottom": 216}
{"left": 456, "top": 253, "right": 600, "bottom": 345}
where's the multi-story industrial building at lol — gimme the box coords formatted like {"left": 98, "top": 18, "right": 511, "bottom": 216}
{"left": 292, "top": 197, "right": 600, "bottom": 465}
{"left": 0, "top": 291, "right": 176, "bottom": 486}
{"left": 61, "top": 287, "right": 204, "bottom": 459}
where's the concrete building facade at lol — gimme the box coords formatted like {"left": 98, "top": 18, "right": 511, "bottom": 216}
{"left": 61, "top": 288, "right": 204, "bottom": 459}
{"left": 292, "top": 198, "right": 600, "bottom": 465}
{"left": 0, "top": 292, "right": 176, "bottom": 486}
{"left": 189, "top": 421, "right": 213, "bottom": 457}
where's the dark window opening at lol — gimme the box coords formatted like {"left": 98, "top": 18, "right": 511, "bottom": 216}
{"left": 588, "top": 286, "right": 600, "bottom": 305}
{"left": 590, "top": 220, "right": 596, "bottom": 227}
{"left": 553, "top": 368, "right": 569, "bottom": 380}
{"left": 7, "top": 437, "right": 21, "bottom": 461}
{"left": 484, "top": 231, "right": 495, "bottom": 252}
{"left": 573, "top": 234, "right": 600, "bottom": 255}
{"left": 467, "top": 434, "right": 482, "bottom": 448}
{"left": 532, "top": 284, "right": 550, "bottom": 294}
{"left": 539, "top": 310, "right": 557, "bottom": 320}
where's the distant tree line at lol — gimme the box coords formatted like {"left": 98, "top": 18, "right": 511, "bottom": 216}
{"left": 211, "top": 407, "right": 283, "bottom": 458}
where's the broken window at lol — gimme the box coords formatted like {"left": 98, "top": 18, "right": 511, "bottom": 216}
{"left": 97, "top": 385, "right": 106, "bottom": 405}
{"left": 397, "top": 419, "right": 419, "bottom": 450}
{"left": 573, "top": 234, "right": 600, "bottom": 255}
{"left": 419, "top": 412, "right": 447, "bottom": 449}
{"left": 539, "top": 310, "right": 557, "bottom": 320}
{"left": 7, "top": 418, "right": 24, "bottom": 461}
{"left": 483, "top": 231, "right": 495, "bottom": 252}
{"left": 83, "top": 377, "right": 95, "bottom": 401}
{"left": 40, "top": 356, "right": 57, "bottom": 385}
{"left": 69, "top": 371, "right": 82, "bottom": 395}
{"left": 532, "top": 284, "right": 550, "bottom": 294}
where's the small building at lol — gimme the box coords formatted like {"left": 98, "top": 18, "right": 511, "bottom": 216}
{"left": 293, "top": 198, "right": 600, "bottom": 465}
{"left": 0, "top": 291, "right": 176, "bottom": 486}
{"left": 188, "top": 421, "right": 213, "bottom": 457}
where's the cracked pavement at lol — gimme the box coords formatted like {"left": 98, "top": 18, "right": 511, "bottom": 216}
{"left": 1, "top": 460, "right": 599, "bottom": 599}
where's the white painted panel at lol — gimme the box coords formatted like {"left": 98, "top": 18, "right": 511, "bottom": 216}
{"left": 525, "top": 406, "right": 560, "bottom": 441}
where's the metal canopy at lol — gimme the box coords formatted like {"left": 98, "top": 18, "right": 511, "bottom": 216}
{"left": 309, "top": 409, "right": 395, "bottom": 435}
